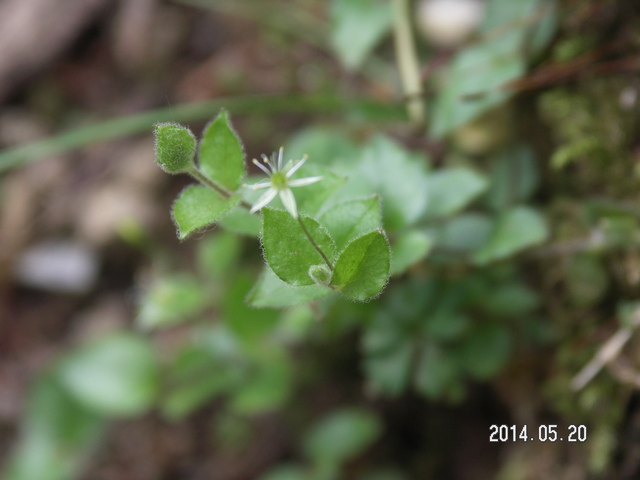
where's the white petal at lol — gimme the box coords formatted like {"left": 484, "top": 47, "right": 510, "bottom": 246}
{"left": 252, "top": 158, "right": 271, "bottom": 175}
{"left": 261, "top": 154, "right": 275, "bottom": 173}
{"left": 286, "top": 155, "right": 307, "bottom": 178}
{"left": 279, "top": 188, "right": 298, "bottom": 219}
{"left": 250, "top": 188, "right": 278, "bottom": 213}
{"left": 277, "top": 146, "right": 284, "bottom": 170}
{"left": 289, "top": 176, "right": 323, "bottom": 187}
{"left": 244, "top": 181, "right": 272, "bottom": 190}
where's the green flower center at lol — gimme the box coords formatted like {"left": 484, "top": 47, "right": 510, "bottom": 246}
{"left": 270, "top": 171, "right": 288, "bottom": 190}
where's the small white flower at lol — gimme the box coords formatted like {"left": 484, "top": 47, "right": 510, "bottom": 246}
{"left": 244, "top": 147, "right": 322, "bottom": 219}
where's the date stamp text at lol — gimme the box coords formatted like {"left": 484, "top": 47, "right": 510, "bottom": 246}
{"left": 489, "top": 425, "right": 587, "bottom": 442}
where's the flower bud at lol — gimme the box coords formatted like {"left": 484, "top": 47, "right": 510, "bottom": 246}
{"left": 308, "top": 264, "right": 332, "bottom": 287}
{"left": 153, "top": 123, "right": 197, "bottom": 174}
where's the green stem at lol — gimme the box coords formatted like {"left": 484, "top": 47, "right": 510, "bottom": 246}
{"left": 391, "top": 0, "right": 424, "bottom": 125}
{"left": 187, "top": 167, "right": 253, "bottom": 210}
{"left": 298, "top": 216, "right": 334, "bottom": 270}
{"left": 0, "top": 93, "right": 404, "bottom": 174}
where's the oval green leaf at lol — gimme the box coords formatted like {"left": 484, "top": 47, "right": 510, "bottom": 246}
{"left": 262, "top": 208, "right": 336, "bottom": 286}
{"left": 172, "top": 186, "right": 241, "bottom": 240}
{"left": 57, "top": 333, "right": 159, "bottom": 417}
{"left": 330, "top": 0, "right": 391, "bottom": 71}
{"left": 331, "top": 230, "right": 390, "bottom": 301}
{"left": 458, "top": 323, "right": 511, "bottom": 379}
{"left": 247, "top": 267, "right": 333, "bottom": 308}
{"left": 424, "top": 168, "right": 488, "bottom": 219}
{"left": 390, "top": 229, "right": 432, "bottom": 275}
{"left": 303, "top": 408, "right": 382, "bottom": 465}
{"left": 198, "top": 109, "right": 245, "bottom": 190}
{"left": 320, "top": 195, "right": 382, "bottom": 251}
{"left": 473, "top": 206, "right": 548, "bottom": 264}
{"left": 136, "top": 274, "right": 207, "bottom": 329}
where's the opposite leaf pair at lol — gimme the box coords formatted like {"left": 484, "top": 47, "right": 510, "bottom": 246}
{"left": 262, "top": 205, "right": 390, "bottom": 302}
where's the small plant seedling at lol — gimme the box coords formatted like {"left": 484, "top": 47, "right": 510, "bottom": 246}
{"left": 153, "top": 110, "right": 391, "bottom": 304}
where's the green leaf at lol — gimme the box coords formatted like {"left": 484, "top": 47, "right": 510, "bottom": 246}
{"left": 424, "top": 312, "right": 469, "bottom": 341}
{"left": 198, "top": 109, "right": 245, "bottom": 190}
{"left": 303, "top": 408, "right": 382, "bottom": 466}
{"left": 163, "top": 376, "right": 230, "bottom": 421}
{"left": 332, "top": 230, "right": 390, "bottom": 302}
{"left": 248, "top": 267, "right": 333, "bottom": 308}
{"left": 153, "top": 123, "right": 196, "bottom": 174}
{"left": 431, "top": 0, "right": 556, "bottom": 138}
{"left": 414, "top": 343, "right": 464, "bottom": 400}
{"left": 136, "top": 274, "right": 207, "bottom": 329}
{"left": 431, "top": 40, "right": 524, "bottom": 138}
{"left": 485, "top": 145, "right": 540, "bottom": 211}
{"left": 286, "top": 127, "right": 358, "bottom": 167}
{"left": 362, "top": 281, "right": 437, "bottom": 363}
{"left": 480, "top": 282, "right": 540, "bottom": 316}
{"left": 320, "top": 196, "right": 382, "bottom": 251}
{"left": 363, "top": 312, "right": 409, "bottom": 356}
{"left": 430, "top": 0, "right": 551, "bottom": 137}
{"left": 528, "top": 1, "right": 558, "bottom": 54}
{"left": 482, "top": 0, "right": 554, "bottom": 41}
{"left": 223, "top": 273, "right": 279, "bottom": 343}
{"left": 275, "top": 306, "right": 316, "bottom": 343}
{"left": 260, "top": 165, "right": 347, "bottom": 218}
{"left": 262, "top": 208, "right": 336, "bottom": 286}
{"left": 349, "top": 136, "right": 430, "bottom": 230}
{"left": 57, "top": 333, "right": 159, "bottom": 417}
{"left": 172, "top": 186, "right": 241, "bottom": 240}
{"left": 434, "top": 213, "right": 493, "bottom": 252}
{"left": 329, "top": 0, "right": 392, "bottom": 71}
{"left": 197, "top": 231, "right": 242, "bottom": 279}
{"left": 219, "top": 207, "right": 261, "bottom": 236}
{"left": 161, "top": 347, "right": 238, "bottom": 420}
{"left": 384, "top": 278, "right": 439, "bottom": 324}
{"left": 5, "top": 375, "right": 103, "bottom": 480}
{"left": 458, "top": 323, "right": 511, "bottom": 379}
{"left": 474, "top": 206, "right": 548, "bottom": 264}
{"left": 492, "top": 284, "right": 539, "bottom": 314}
{"left": 292, "top": 167, "right": 347, "bottom": 217}
{"left": 194, "top": 324, "right": 243, "bottom": 362}
{"left": 390, "top": 230, "right": 432, "bottom": 275}
{"left": 364, "top": 342, "right": 414, "bottom": 397}
{"left": 230, "top": 354, "right": 292, "bottom": 414}
{"left": 425, "top": 168, "right": 488, "bottom": 218}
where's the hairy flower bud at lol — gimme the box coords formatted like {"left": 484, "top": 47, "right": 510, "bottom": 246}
{"left": 153, "top": 123, "right": 197, "bottom": 174}
{"left": 308, "top": 264, "right": 332, "bottom": 287}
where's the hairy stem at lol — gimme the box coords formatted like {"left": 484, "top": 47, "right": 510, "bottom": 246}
{"left": 187, "top": 167, "right": 253, "bottom": 210}
{"left": 298, "top": 216, "right": 334, "bottom": 270}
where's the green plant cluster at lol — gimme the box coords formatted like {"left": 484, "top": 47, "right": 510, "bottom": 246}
{"left": 7, "top": 0, "right": 640, "bottom": 478}
{"left": 155, "top": 110, "right": 395, "bottom": 303}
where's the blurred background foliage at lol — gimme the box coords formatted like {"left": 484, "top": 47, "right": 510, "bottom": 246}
{"left": 1, "top": 0, "right": 640, "bottom": 479}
